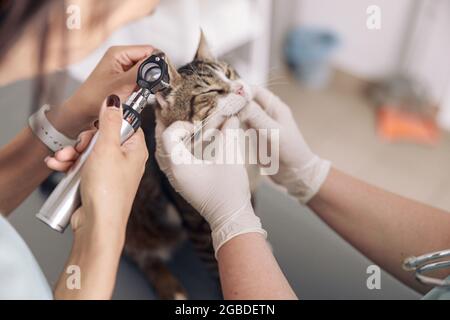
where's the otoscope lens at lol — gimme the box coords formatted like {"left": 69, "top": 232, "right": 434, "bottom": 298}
{"left": 146, "top": 67, "right": 162, "bottom": 81}
{"left": 141, "top": 62, "right": 161, "bottom": 82}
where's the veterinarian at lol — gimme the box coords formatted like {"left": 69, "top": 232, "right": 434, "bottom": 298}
{"left": 155, "top": 86, "right": 450, "bottom": 300}
{"left": 2, "top": 1, "right": 447, "bottom": 302}
{"left": 0, "top": 0, "right": 158, "bottom": 299}
{"left": 241, "top": 87, "right": 450, "bottom": 299}
{"left": 0, "top": 0, "right": 298, "bottom": 300}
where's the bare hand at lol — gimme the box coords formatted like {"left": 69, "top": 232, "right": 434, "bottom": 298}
{"left": 72, "top": 97, "right": 148, "bottom": 237}
{"left": 48, "top": 45, "right": 154, "bottom": 138}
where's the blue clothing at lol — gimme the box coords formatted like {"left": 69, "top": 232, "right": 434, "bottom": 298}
{"left": 422, "top": 277, "right": 450, "bottom": 300}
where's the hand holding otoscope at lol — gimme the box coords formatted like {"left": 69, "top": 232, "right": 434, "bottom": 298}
{"left": 37, "top": 53, "right": 170, "bottom": 232}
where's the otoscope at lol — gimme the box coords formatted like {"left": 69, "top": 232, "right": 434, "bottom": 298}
{"left": 36, "top": 53, "right": 170, "bottom": 232}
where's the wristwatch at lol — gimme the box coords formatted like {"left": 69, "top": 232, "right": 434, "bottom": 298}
{"left": 28, "top": 104, "right": 77, "bottom": 152}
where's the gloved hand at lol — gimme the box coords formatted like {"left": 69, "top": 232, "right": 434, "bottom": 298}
{"left": 155, "top": 116, "right": 267, "bottom": 256}
{"left": 239, "top": 86, "right": 331, "bottom": 204}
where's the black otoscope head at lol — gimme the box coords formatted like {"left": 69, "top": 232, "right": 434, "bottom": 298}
{"left": 137, "top": 53, "right": 170, "bottom": 94}
{"left": 122, "top": 53, "right": 171, "bottom": 130}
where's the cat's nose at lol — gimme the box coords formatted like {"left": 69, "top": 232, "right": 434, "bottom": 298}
{"left": 234, "top": 85, "right": 245, "bottom": 96}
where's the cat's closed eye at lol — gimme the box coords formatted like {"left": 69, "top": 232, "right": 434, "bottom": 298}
{"left": 202, "top": 89, "right": 226, "bottom": 95}
{"left": 225, "top": 69, "right": 232, "bottom": 79}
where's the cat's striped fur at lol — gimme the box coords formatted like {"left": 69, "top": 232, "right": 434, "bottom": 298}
{"left": 124, "top": 33, "right": 254, "bottom": 300}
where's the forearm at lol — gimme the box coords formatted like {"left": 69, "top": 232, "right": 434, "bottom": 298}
{"left": 54, "top": 210, "right": 125, "bottom": 299}
{"left": 308, "top": 167, "right": 450, "bottom": 293}
{"left": 217, "top": 233, "right": 297, "bottom": 300}
{"left": 0, "top": 127, "right": 53, "bottom": 214}
{"left": 0, "top": 99, "right": 93, "bottom": 214}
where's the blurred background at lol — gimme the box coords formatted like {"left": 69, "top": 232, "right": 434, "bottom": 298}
{"left": 2, "top": 0, "right": 450, "bottom": 299}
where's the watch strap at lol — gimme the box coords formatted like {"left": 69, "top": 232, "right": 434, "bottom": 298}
{"left": 28, "top": 105, "right": 77, "bottom": 152}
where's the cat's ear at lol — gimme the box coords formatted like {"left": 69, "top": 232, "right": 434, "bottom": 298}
{"left": 165, "top": 56, "right": 182, "bottom": 85}
{"left": 195, "top": 29, "right": 215, "bottom": 61}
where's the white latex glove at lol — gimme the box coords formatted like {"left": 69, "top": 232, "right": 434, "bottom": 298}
{"left": 239, "top": 86, "right": 331, "bottom": 204}
{"left": 155, "top": 116, "right": 267, "bottom": 256}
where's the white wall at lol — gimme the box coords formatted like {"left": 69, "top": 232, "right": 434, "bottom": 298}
{"left": 270, "top": 0, "right": 299, "bottom": 72}
{"left": 402, "top": 0, "right": 450, "bottom": 129}
{"left": 293, "top": 0, "right": 414, "bottom": 78}
{"left": 277, "top": 0, "right": 450, "bottom": 129}
{"left": 441, "top": 90, "right": 450, "bottom": 129}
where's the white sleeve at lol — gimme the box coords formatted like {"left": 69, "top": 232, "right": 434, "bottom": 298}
{"left": 0, "top": 215, "right": 52, "bottom": 299}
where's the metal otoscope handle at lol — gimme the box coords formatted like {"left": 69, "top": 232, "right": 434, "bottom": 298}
{"left": 36, "top": 54, "right": 169, "bottom": 232}
{"left": 36, "top": 89, "right": 152, "bottom": 232}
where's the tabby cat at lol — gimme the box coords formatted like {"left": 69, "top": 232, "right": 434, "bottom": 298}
{"left": 124, "top": 32, "right": 255, "bottom": 300}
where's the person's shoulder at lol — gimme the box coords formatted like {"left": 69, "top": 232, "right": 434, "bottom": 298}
{"left": 0, "top": 215, "right": 53, "bottom": 299}
{"left": 422, "top": 279, "right": 450, "bottom": 300}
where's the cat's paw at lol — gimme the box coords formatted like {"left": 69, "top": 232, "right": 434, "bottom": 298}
{"left": 173, "top": 292, "right": 188, "bottom": 300}
{"left": 158, "top": 288, "right": 189, "bottom": 300}
{"left": 155, "top": 281, "right": 189, "bottom": 300}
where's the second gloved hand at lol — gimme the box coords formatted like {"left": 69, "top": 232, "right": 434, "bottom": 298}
{"left": 239, "top": 87, "right": 331, "bottom": 204}
{"left": 155, "top": 116, "right": 267, "bottom": 256}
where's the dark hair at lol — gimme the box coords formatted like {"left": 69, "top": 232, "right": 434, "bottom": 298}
{"left": 0, "top": 1, "right": 113, "bottom": 110}
{"left": 0, "top": 0, "right": 66, "bottom": 110}
{"left": 0, "top": 0, "right": 57, "bottom": 61}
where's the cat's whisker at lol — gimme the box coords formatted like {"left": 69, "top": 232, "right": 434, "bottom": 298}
{"left": 266, "top": 81, "right": 290, "bottom": 87}
{"left": 182, "top": 106, "right": 225, "bottom": 145}
{"left": 252, "top": 70, "right": 288, "bottom": 82}
{"left": 250, "top": 79, "right": 290, "bottom": 88}
{"left": 187, "top": 111, "right": 221, "bottom": 141}
{"left": 255, "top": 78, "right": 289, "bottom": 84}
{"left": 265, "top": 78, "right": 289, "bottom": 85}
{"left": 251, "top": 74, "right": 288, "bottom": 84}
{"left": 186, "top": 104, "right": 232, "bottom": 145}
{"left": 265, "top": 74, "right": 286, "bottom": 80}
{"left": 250, "top": 76, "right": 287, "bottom": 84}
